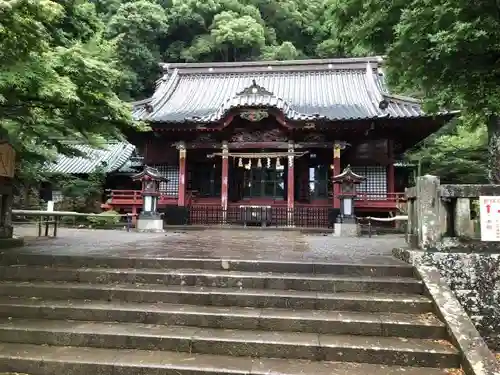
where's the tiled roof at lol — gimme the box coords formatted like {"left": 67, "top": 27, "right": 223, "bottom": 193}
{"left": 132, "top": 57, "right": 431, "bottom": 124}
{"left": 46, "top": 142, "right": 136, "bottom": 175}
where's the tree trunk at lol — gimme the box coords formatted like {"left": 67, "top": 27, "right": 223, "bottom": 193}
{"left": 487, "top": 115, "right": 500, "bottom": 183}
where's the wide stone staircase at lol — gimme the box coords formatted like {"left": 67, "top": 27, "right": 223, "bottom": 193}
{"left": 0, "top": 254, "right": 463, "bottom": 374}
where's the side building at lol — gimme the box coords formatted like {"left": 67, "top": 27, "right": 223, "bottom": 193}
{"left": 39, "top": 142, "right": 141, "bottom": 211}
{"left": 105, "top": 57, "right": 454, "bottom": 227}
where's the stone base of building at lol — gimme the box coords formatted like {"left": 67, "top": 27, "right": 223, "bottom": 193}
{"left": 136, "top": 218, "right": 164, "bottom": 233}
{"left": 333, "top": 223, "right": 358, "bottom": 237}
{"left": 0, "top": 225, "right": 13, "bottom": 239}
{"left": 0, "top": 236, "right": 24, "bottom": 249}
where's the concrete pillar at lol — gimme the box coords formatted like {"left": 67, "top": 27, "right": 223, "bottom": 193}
{"left": 287, "top": 141, "right": 295, "bottom": 226}
{"left": 221, "top": 141, "right": 229, "bottom": 224}
{"left": 177, "top": 142, "right": 186, "bottom": 206}
{"left": 415, "top": 175, "right": 443, "bottom": 249}
{"left": 454, "top": 198, "right": 474, "bottom": 238}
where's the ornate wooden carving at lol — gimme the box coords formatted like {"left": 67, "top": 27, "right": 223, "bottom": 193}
{"left": 303, "top": 133, "right": 326, "bottom": 142}
{"left": 239, "top": 110, "right": 269, "bottom": 122}
{"left": 230, "top": 128, "right": 288, "bottom": 142}
{"left": 190, "top": 133, "right": 219, "bottom": 148}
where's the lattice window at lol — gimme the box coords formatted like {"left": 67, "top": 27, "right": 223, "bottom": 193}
{"left": 350, "top": 166, "right": 387, "bottom": 199}
{"left": 152, "top": 165, "right": 179, "bottom": 197}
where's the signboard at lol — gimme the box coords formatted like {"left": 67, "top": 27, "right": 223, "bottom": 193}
{"left": 0, "top": 142, "right": 15, "bottom": 178}
{"left": 479, "top": 196, "right": 500, "bottom": 241}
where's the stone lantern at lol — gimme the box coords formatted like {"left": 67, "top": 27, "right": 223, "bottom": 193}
{"left": 332, "top": 165, "right": 366, "bottom": 236}
{"left": 132, "top": 166, "right": 167, "bottom": 232}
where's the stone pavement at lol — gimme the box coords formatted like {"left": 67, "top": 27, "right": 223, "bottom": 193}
{"left": 12, "top": 226, "right": 407, "bottom": 265}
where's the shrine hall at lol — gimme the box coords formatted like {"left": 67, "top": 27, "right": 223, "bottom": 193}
{"left": 105, "top": 57, "right": 454, "bottom": 227}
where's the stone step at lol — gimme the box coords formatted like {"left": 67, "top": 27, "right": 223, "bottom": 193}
{"left": 0, "top": 266, "right": 423, "bottom": 293}
{"left": 1, "top": 254, "right": 415, "bottom": 276}
{"left": 0, "top": 282, "right": 427, "bottom": 311}
{"left": 0, "top": 319, "right": 459, "bottom": 367}
{"left": 0, "top": 302, "right": 445, "bottom": 338}
{"left": 0, "top": 343, "right": 460, "bottom": 375}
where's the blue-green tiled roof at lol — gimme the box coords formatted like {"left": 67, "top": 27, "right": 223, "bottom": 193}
{"left": 46, "top": 142, "right": 136, "bottom": 174}
{"left": 133, "top": 57, "right": 433, "bottom": 124}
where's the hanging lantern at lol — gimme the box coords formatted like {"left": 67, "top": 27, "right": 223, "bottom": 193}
{"left": 257, "top": 158, "right": 262, "bottom": 168}
{"left": 245, "top": 159, "right": 252, "bottom": 170}
{"left": 238, "top": 158, "right": 243, "bottom": 167}
{"left": 266, "top": 157, "right": 271, "bottom": 168}
{"left": 276, "top": 157, "right": 281, "bottom": 168}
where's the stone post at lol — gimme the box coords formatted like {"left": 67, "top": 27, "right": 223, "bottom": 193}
{"left": 454, "top": 198, "right": 474, "bottom": 238}
{"left": 415, "top": 175, "right": 443, "bottom": 249}
{"left": 405, "top": 197, "right": 414, "bottom": 244}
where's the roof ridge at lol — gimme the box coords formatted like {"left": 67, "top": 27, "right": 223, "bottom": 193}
{"left": 160, "top": 57, "right": 384, "bottom": 74}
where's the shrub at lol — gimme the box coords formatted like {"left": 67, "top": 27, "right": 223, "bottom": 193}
{"left": 87, "top": 210, "right": 120, "bottom": 227}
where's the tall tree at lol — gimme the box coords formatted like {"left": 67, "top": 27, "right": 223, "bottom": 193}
{"left": 0, "top": 0, "right": 134, "bottom": 170}
{"left": 408, "top": 123, "right": 488, "bottom": 184}
{"left": 105, "top": 0, "right": 169, "bottom": 99}
{"left": 329, "top": 0, "right": 500, "bottom": 182}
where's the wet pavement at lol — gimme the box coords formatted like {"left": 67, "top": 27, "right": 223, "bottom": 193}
{"left": 11, "top": 226, "right": 407, "bottom": 265}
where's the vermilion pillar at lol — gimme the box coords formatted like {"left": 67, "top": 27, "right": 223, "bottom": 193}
{"left": 333, "top": 144, "right": 341, "bottom": 209}
{"left": 387, "top": 139, "right": 395, "bottom": 195}
{"left": 221, "top": 141, "right": 229, "bottom": 221}
{"left": 287, "top": 141, "right": 295, "bottom": 226}
{"left": 177, "top": 142, "right": 186, "bottom": 206}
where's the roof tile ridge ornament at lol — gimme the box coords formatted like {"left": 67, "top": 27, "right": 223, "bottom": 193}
{"left": 365, "top": 62, "right": 389, "bottom": 114}
{"left": 136, "top": 68, "right": 180, "bottom": 117}
{"left": 236, "top": 79, "right": 274, "bottom": 96}
{"left": 132, "top": 165, "right": 167, "bottom": 182}
{"left": 332, "top": 164, "right": 367, "bottom": 183}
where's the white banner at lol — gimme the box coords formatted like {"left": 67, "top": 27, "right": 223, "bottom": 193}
{"left": 479, "top": 196, "right": 500, "bottom": 241}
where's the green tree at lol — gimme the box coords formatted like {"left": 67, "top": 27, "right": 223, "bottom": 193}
{"left": 0, "top": 0, "right": 134, "bottom": 166}
{"left": 105, "top": 0, "right": 169, "bottom": 99}
{"left": 329, "top": 0, "right": 500, "bottom": 182}
{"left": 408, "top": 123, "right": 488, "bottom": 184}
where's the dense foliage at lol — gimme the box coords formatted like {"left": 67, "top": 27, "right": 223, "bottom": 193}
{"left": 0, "top": 1, "right": 134, "bottom": 165}
{"left": 328, "top": 0, "right": 500, "bottom": 182}
{"left": 1, "top": 0, "right": 495, "bottom": 186}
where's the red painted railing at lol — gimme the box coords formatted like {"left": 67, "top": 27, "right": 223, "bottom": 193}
{"left": 355, "top": 192, "right": 406, "bottom": 210}
{"left": 105, "top": 190, "right": 177, "bottom": 206}
{"left": 356, "top": 192, "right": 406, "bottom": 202}
{"left": 105, "top": 189, "right": 406, "bottom": 210}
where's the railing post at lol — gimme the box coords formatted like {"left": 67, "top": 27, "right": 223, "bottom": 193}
{"left": 405, "top": 195, "right": 418, "bottom": 247}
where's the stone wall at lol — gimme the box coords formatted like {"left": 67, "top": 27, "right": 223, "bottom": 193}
{"left": 394, "top": 249, "right": 500, "bottom": 351}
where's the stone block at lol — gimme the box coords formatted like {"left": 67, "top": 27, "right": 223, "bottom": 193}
{"left": 333, "top": 222, "right": 358, "bottom": 237}
{"left": 454, "top": 198, "right": 474, "bottom": 238}
{"left": 415, "top": 175, "right": 444, "bottom": 249}
{"left": 136, "top": 218, "right": 164, "bottom": 233}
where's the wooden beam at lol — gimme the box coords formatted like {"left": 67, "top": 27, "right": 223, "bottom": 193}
{"left": 184, "top": 142, "right": 342, "bottom": 149}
